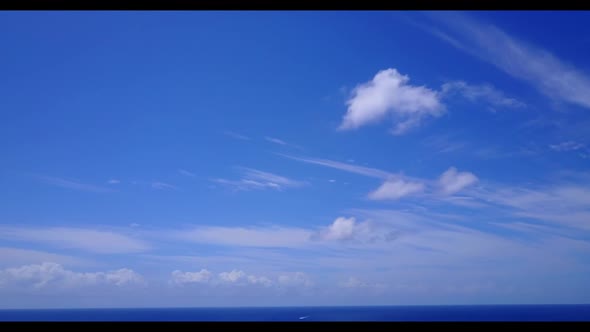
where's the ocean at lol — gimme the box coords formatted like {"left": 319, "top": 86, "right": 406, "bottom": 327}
{"left": 0, "top": 305, "right": 589, "bottom": 321}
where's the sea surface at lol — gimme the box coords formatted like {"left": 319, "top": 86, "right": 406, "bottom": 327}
{"left": 0, "top": 305, "right": 589, "bottom": 321}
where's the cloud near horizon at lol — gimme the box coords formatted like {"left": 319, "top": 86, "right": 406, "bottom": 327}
{"left": 0, "top": 262, "right": 145, "bottom": 289}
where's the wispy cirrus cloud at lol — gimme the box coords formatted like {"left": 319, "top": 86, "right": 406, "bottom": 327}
{"left": 106, "top": 179, "right": 120, "bottom": 185}
{"left": 264, "top": 136, "right": 288, "bottom": 145}
{"left": 178, "top": 169, "right": 196, "bottom": 177}
{"left": 213, "top": 167, "right": 306, "bottom": 192}
{"left": 424, "top": 12, "right": 590, "bottom": 110}
{"left": 279, "top": 154, "right": 394, "bottom": 179}
{"left": 36, "top": 175, "right": 112, "bottom": 193}
{"left": 549, "top": 141, "right": 585, "bottom": 152}
{"left": 0, "top": 226, "right": 149, "bottom": 254}
{"left": 151, "top": 182, "right": 178, "bottom": 190}
{"left": 264, "top": 136, "right": 304, "bottom": 150}
{"left": 339, "top": 68, "right": 444, "bottom": 134}
{"left": 176, "top": 225, "right": 312, "bottom": 248}
{"left": 422, "top": 135, "right": 468, "bottom": 154}
{"left": 441, "top": 80, "right": 525, "bottom": 109}
{"left": 0, "top": 247, "right": 90, "bottom": 268}
{"left": 223, "top": 130, "right": 250, "bottom": 140}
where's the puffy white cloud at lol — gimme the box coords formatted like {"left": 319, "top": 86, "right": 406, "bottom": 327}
{"left": 0, "top": 226, "right": 149, "bottom": 254}
{"left": 0, "top": 262, "right": 144, "bottom": 289}
{"left": 313, "top": 216, "right": 402, "bottom": 244}
{"left": 438, "top": 167, "right": 478, "bottom": 195}
{"left": 368, "top": 179, "right": 425, "bottom": 200}
{"left": 247, "top": 275, "right": 273, "bottom": 287}
{"left": 218, "top": 270, "right": 246, "bottom": 283}
{"left": 171, "top": 269, "right": 212, "bottom": 284}
{"left": 170, "top": 269, "right": 276, "bottom": 288}
{"left": 339, "top": 277, "right": 387, "bottom": 291}
{"left": 339, "top": 68, "right": 444, "bottom": 134}
{"left": 322, "top": 217, "right": 356, "bottom": 241}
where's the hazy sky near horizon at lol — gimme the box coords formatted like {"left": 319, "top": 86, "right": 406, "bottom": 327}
{"left": 1, "top": 11, "right": 590, "bottom": 308}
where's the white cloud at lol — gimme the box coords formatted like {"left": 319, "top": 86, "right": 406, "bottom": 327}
{"left": 151, "top": 182, "right": 177, "bottom": 190}
{"left": 223, "top": 131, "right": 250, "bottom": 140}
{"left": 171, "top": 269, "right": 212, "bottom": 284}
{"left": 177, "top": 226, "right": 312, "bottom": 248}
{"left": 438, "top": 167, "right": 479, "bottom": 195}
{"left": 247, "top": 275, "right": 273, "bottom": 287}
{"left": 278, "top": 272, "right": 313, "bottom": 288}
{"left": 549, "top": 141, "right": 585, "bottom": 152}
{"left": 264, "top": 136, "right": 287, "bottom": 145}
{"left": 107, "top": 179, "right": 120, "bottom": 185}
{"left": 37, "top": 176, "right": 112, "bottom": 193}
{"left": 441, "top": 81, "right": 525, "bottom": 108}
{"left": 218, "top": 269, "right": 246, "bottom": 283}
{"left": 339, "top": 68, "right": 444, "bottom": 134}
{"left": 264, "top": 136, "right": 304, "bottom": 150}
{"left": 423, "top": 135, "right": 467, "bottom": 154}
{"left": 0, "top": 247, "right": 90, "bottom": 268}
{"left": 368, "top": 179, "right": 425, "bottom": 200}
{"left": 339, "top": 277, "right": 387, "bottom": 292}
{"left": 427, "top": 12, "right": 590, "bottom": 110}
{"left": 474, "top": 181, "right": 590, "bottom": 231}
{"left": 213, "top": 168, "right": 306, "bottom": 191}
{"left": 321, "top": 217, "right": 356, "bottom": 241}
{"left": 0, "top": 262, "right": 144, "bottom": 289}
{"left": 313, "top": 216, "right": 403, "bottom": 245}
{"left": 178, "top": 169, "right": 196, "bottom": 177}
{"left": 279, "top": 154, "right": 394, "bottom": 179}
{"left": 0, "top": 226, "right": 149, "bottom": 254}
{"left": 170, "top": 269, "right": 275, "bottom": 288}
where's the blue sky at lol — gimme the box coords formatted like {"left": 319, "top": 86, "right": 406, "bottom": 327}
{"left": 1, "top": 11, "right": 590, "bottom": 308}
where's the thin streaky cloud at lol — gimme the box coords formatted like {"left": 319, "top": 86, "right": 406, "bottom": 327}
{"left": 278, "top": 153, "right": 394, "bottom": 180}
{"left": 265, "top": 136, "right": 287, "bottom": 145}
{"left": 178, "top": 169, "right": 196, "bottom": 177}
{"left": 0, "top": 226, "right": 150, "bottom": 254}
{"left": 223, "top": 130, "right": 250, "bottom": 140}
{"left": 213, "top": 167, "right": 306, "bottom": 192}
{"left": 107, "top": 179, "right": 120, "bottom": 185}
{"left": 549, "top": 141, "right": 585, "bottom": 152}
{"left": 441, "top": 81, "right": 526, "bottom": 108}
{"left": 424, "top": 12, "right": 590, "bottom": 110}
{"left": 152, "top": 182, "right": 178, "bottom": 190}
{"left": 36, "top": 175, "right": 113, "bottom": 193}
{"left": 264, "top": 136, "right": 305, "bottom": 150}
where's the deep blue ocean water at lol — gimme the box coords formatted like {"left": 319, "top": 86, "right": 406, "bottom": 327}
{"left": 0, "top": 305, "right": 589, "bottom": 321}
